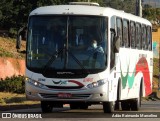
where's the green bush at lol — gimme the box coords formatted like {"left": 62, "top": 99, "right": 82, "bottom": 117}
{"left": 0, "top": 98, "right": 5, "bottom": 104}
{"left": 0, "top": 47, "right": 14, "bottom": 57}
{"left": 9, "top": 28, "right": 17, "bottom": 38}
{"left": 0, "top": 75, "right": 25, "bottom": 94}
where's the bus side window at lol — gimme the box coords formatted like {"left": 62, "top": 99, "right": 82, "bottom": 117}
{"left": 123, "top": 19, "right": 129, "bottom": 47}
{"left": 130, "top": 21, "right": 136, "bottom": 48}
{"left": 116, "top": 17, "right": 123, "bottom": 47}
{"left": 147, "top": 26, "right": 152, "bottom": 51}
{"left": 110, "top": 16, "right": 116, "bottom": 70}
{"left": 136, "top": 23, "right": 141, "bottom": 49}
{"left": 142, "top": 25, "right": 147, "bottom": 50}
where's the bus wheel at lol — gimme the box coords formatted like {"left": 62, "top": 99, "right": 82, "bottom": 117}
{"left": 130, "top": 82, "right": 142, "bottom": 111}
{"left": 121, "top": 100, "right": 130, "bottom": 111}
{"left": 114, "top": 101, "right": 120, "bottom": 110}
{"left": 41, "top": 101, "right": 53, "bottom": 113}
{"left": 103, "top": 101, "right": 114, "bottom": 113}
{"left": 130, "top": 98, "right": 140, "bottom": 111}
{"left": 130, "top": 91, "right": 141, "bottom": 111}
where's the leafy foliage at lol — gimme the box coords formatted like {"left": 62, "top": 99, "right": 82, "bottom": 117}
{"left": 143, "top": 7, "right": 160, "bottom": 21}
{"left": 0, "top": 0, "right": 159, "bottom": 37}
{"left": 103, "top": 0, "right": 136, "bottom": 14}
{"left": 0, "top": 47, "right": 14, "bottom": 57}
{"left": 0, "top": 76, "right": 25, "bottom": 94}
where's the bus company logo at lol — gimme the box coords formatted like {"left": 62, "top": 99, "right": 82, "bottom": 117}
{"left": 38, "top": 78, "right": 46, "bottom": 82}
{"left": 52, "top": 80, "right": 68, "bottom": 85}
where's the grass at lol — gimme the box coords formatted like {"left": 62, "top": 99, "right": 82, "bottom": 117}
{"left": 153, "top": 58, "right": 159, "bottom": 89}
{"left": 0, "top": 37, "right": 26, "bottom": 59}
{"left": 0, "top": 47, "right": 13, "bottom": 57}
{"left": 0, "top": 92, "right": 39, "bottom": 106}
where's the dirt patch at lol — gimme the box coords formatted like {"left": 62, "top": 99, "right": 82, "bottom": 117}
{"left": 0, "top": 37, "right": 26, "bottom": 59}
{"left": 0, "top": 57, "right": 25, "bottom": 79}
{"left": 0, "top": 37, "right": 26, "bottom": 79}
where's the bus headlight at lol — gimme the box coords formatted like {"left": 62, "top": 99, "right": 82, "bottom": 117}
{"left": 87, "top": 79, "right": 107, "bottom": 89}
{"left": 25, "top": 77, "right": 47, "bottom": 89}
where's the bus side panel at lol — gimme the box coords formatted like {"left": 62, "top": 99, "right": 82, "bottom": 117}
{"left": 116, "top": 48, "right": 153, "bottom": 100}
{"left": 139, "top": 50, "right": 153, "bottom": 97}
{"left": 108, "top": 67, "right": 119, "bottom": 102}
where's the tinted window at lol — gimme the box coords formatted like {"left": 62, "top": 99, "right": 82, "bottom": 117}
{"left": 130, "top": 21, "right": 136, "bottom": 48}
{"left": 123, "top": 20, "right": 129, "bottom": 47}
{"left": 147, "top": 26, "right": 152, "bottom": 50}
{"left": 116, "top": 18, "right": 123, "bottom": 46}
{"left": 27, "top": 15, "right": 108, "bottom": 74}
{"left": 142, "top": 25, "right": 147, "bottom": 50}
{"left": 136, "top": 23, "right": 141, "bottom": 49}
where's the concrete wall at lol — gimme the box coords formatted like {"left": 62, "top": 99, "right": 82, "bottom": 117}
{"left": 0, "top": 57, "right": 25, "bottom": 79}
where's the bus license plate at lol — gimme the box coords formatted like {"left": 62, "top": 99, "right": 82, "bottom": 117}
{"left": 58, "top": 93, "right": 72, "bottom": 98}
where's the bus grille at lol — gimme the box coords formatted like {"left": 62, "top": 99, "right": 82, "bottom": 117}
{"left": 39, "top": 93, "right": 91, "bottom": 99}
{"left": 46, "top": 85, "right": 84, "bottom": 89}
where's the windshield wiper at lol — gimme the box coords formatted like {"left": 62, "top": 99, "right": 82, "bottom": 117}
{"left": 42, "top": 48, "right": 64, "bottom": 75}
{"left": 68, "top": 50, "right": 90, "bottom": 74}
{"left": 42, "top": 48, "right": 89, "bottom": 75}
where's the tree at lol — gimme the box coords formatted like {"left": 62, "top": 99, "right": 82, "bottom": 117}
{"left": 143, "top": 7, "right": 160, "bottom": 20}
{"left": 1, "top": 0, "right": 159, "bottom": 38}
{"left": 0, "top": 0, "right": 70, "bottom": 37}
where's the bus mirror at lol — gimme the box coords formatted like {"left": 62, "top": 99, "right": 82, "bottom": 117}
{"left": 16, "top": 34, "right": 21, "bottom": 52}
{"left": 114, "top": 36, "right": 120, "bottom": 53}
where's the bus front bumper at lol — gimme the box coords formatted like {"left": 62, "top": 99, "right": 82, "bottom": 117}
{"left": 25, "top": 81, "right": 109, "bottom": 102}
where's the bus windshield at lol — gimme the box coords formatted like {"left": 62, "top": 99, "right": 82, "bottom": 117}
{"left": 27, "top": 15, "right": 108, "bottom": 77}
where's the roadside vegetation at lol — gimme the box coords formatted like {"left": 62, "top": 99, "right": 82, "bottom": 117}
{"left": 0, "top": 0, "right": 159, "bottom": 38}
{"left": 0, "top": 92, "right": 39, "bottom": 106}
{"left": 0, "top": 76, "right": 39, "bottom": 106}
{"left": 0, "top": 76, "right": 25, "bottom": 94}
{"left": 153, "top": 58, "right": 159, "bottom": 89}
{"left": 0, "top": 37, "right": 26, "bottom": 59}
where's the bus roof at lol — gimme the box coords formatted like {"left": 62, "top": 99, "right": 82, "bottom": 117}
{"left": 30, "top": 5, "right": 151, "bottom": 25}
{"left": 69, "top": 2, "right": 99, "bottom": 6}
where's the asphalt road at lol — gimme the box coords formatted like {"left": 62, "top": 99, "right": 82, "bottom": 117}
{"left": 1, "top": 101, "right": 160, "bottom": 121}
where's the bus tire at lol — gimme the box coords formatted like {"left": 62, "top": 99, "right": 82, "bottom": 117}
{"left": 41, "top": 101, "right": 53, "bottom": 113}
{"left": 114, "top": 101, "right": 120, "bottom": 110}
{"left": 130, "top": 82, "right": 142, "bottom": 111}
{"left": 130, "top": 98, "right": 140, "bottom": 111}
{"left": 121, "top": 100, "right": 130, "bottom": 111}
{"left": 115, "top": 80, "right": 120, "bottom": 110}
{"left": 103, "top": 101, "right": 114, "bottom": 113}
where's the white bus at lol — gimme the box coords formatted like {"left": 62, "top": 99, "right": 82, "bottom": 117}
{"left": 25, "top": 2, "right": 153, "bottom": 113}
